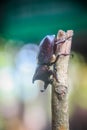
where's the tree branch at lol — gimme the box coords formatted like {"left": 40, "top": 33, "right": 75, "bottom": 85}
{"left": 52, "top": 30, "right": 73, "bottom": 130}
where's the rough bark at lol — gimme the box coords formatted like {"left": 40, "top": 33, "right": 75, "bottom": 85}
{"left": 52, "top": 30, "right": 73, "bottom": 130}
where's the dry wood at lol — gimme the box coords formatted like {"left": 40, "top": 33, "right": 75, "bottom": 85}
{"left": 52, "top": 30, "right": 73, "bottom": 130}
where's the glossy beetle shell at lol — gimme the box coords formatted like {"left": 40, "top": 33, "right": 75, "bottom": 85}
{"left": 37, "top": 35, "right": 55, "bottom": 65}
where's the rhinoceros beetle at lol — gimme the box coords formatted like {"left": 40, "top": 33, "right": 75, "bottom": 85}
{"left": 32, "top": 35, "right": 70, "bottom": 92}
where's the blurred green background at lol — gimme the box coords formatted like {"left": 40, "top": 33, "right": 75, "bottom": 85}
{"left": 0, "top": 0, "right": 87, "bottom": 41}
{"left": 0, "top": 0, "right": 87, "bottom": 130}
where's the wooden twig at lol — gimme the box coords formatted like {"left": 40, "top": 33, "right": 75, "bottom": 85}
{"left": 52, "top": 30, "right": 73, "bottom": 130}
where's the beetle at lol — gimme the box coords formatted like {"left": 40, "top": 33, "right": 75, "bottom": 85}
{"left": 32, "top": 35, "right": 70, "bottom": 92}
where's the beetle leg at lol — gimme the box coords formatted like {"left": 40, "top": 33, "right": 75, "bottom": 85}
{"left": 50, "top": 54, "right": 60, "bottom": 65}
{"left": 58, "top": 53, "right": 73, "bottom": 57}
{"left": 55, "top": 38, "right": 66, "bottom": 44}
{"left": 49, "top": 55, "right": 60, "bottom": 65}
{"left": 59, "top": 53, "right": 70, "bottom": 56}
{"left": 51, "top": 53, "right": 73, "bottom": 66}
{"left": 49, "top": 70, "right": 59, "bottom": 83}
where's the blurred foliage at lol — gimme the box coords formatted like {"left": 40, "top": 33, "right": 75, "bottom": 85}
{"left": 69, "top": 53, "right": 87, "bottom": 114}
